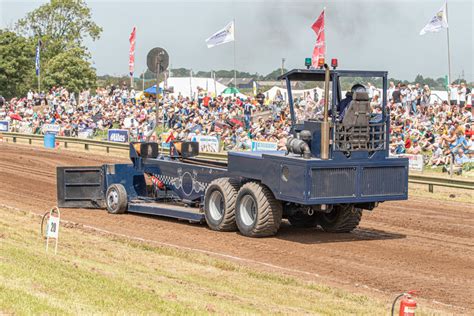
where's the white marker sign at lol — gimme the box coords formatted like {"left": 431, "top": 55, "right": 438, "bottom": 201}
{"left": 45, "top": 207, "right": 61, "bottom": 254}
{"left": 47, "top": 216, "right": 60, "bottom": 239}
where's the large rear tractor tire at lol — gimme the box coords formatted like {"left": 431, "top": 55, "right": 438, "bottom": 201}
{"left": 235, "top": 182, "right": 282, "bottom": 237}
{"left": 204, "top": 178, "right": 240, "bottom": 231}
{"left": 106, "top": 184, "right": 128, "bottom": 214}
{"left": 317, "top": 204, "right": 362, "bottom": 233}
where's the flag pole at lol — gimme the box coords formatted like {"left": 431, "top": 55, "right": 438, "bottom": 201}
{"left": 233, "top": 18, "right": 236, "bottom": 89}
{"left": 445, "top": 0, "right": 452, "bottom": 98}
{"left": 37, "top": 39, "right": 40, "bottom": 92}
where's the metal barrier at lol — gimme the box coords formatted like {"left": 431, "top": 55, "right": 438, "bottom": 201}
{"left": 0, "top": 132, "right": 227, "bottom": 161}
{"left": 408, "top": 174, "right": 473, "bottom": 191}
{"left": 1, "top": 132, "right": 472, "bottom": 190}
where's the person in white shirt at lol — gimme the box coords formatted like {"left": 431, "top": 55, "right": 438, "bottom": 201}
{"left": 410, "top": 87, "right": 418, "bottom": 114}
{"left": 458, "top": 82, "right": 467, "bottom": 107}
{"left": 367, "top": 82, "right": 375, "bottom": 100}
{"left": 388, "top": 81, "right": 395, "bottom": 102}
{"left": 449, "top": 84, "right": 458, "bottom": 105}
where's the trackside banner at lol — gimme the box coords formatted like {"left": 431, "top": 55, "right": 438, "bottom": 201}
{"left": 396, "top": 154, "right": 424, "bottom": 172}
{"left": 42, "top": 124, "right": 61, "bottom": 134}
{"left": 78, "top": 128, "right": 94, "bottom": 139}
{"left": 108, "top": 129, "right": 129, "bottom": 143}
{"left": 251, "top": 140, "right": 278, "bottom": 151}
{"left": 192, "top": 135, "right": 220, "bottom": 153}
{"left": 0, "top": 121, "right": 9, "bottom": 132}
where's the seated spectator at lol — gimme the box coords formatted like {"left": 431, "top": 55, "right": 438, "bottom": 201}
{"left": 451, "top": 149, "right": 470, "bottom": 175}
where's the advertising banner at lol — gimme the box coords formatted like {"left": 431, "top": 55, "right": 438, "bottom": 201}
{"left": 107, "top": 129, "right": 129, "bottom": 143}
{"left": 78, "top": 128, "right": 94, "bottom": 139}
{"left": 192, "top": 135, "right": 220, "bottom": 153}
{"left": 398, "top": 154, "right": 424, "bottom": 172}
{"left": 251, "top": 140, "right": 278, "bottom": 151}
{"left": 0, "top": 121, "right": 9, "bottom": 132}
{"left": 42, "top": 124, "right": 61, "bottom": 134}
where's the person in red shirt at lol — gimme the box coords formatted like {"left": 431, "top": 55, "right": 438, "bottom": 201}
{"left": 465, "top": 124, "right": 473, "bottom": 138}
{"left": 202, "top": 95, "right": 210, "bottom": 107}
{"left": 404, "top": 137, "right": 412, "bottom": 149}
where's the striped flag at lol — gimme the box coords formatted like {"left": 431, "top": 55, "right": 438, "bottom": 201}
{"left": 35, "top": 40, "right": 41, "bottom": 76}
{"left": 129, "top": 26, "right": 136, "bottom": 76}
{"left": 311, "top": 9, "right": 325, "bottom": 67}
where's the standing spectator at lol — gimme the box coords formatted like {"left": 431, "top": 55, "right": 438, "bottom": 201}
{"left": 388, "top": 81, "right": 395, "bottom": 102}
{"left": 243, "top": 99, "right": 253, "bottom": 130}
{"left": 367, "top": 82, "right": 375, "bottom": 100}
{"left": 449, "top": 83, "right": 458, "bottom": 105}
{"left": 392, "top": 83, "right": 402, "bottom": 106}
{"left": 410, "top": 85, "right": 419, "bottom": 114}
{"left": 256, "top": 90, "right": 265, "bottom": 107}
{"left": 401, "top": 84, "right": 409, "bottom": 109}
{"left": 458, "top": 82, "right": 467, "bottom": 108}
{"left": 421, "top": 85, "right": 431, "bottom": 106}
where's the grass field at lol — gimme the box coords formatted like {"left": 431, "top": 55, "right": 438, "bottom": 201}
{"left": 0, "top": 207, "right": 442, "bottom": 315}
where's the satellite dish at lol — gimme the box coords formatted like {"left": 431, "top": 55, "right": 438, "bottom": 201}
{"left": 147, "top": 47, "right": 169, "bottom": 74}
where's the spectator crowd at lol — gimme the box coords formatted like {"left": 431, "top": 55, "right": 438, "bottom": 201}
{"left": 0, "top": 80, "right": 473, "bottom": 173}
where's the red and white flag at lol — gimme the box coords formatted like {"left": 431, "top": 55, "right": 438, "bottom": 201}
{"left": 129, "top": 26, "right": 136, "bottom": 77}
{"left": 311, "top": 9, "right": 325, "bottom": 67}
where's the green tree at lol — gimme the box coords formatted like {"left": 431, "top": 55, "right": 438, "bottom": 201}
{"left": 15, "top": 0, "right": 102, "bottom": 57}
{"left": 12, "top": 0, "right": 102, "bottom": 94}
{"left": 263, "top": 68, "right": 287, "bottom": 80}
{"left": 0, "top": 30, "right": 35, "bottom": 99}
{"left": 42, "top": 47, "right": 97, "bottom": 93}
{"left": 171, "top": 68, "right": 192, "bottom": 77}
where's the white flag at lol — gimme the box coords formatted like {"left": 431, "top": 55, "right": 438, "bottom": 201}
{"left": 419, "top": 2, "right": 448, "bottom": 35}
{"left": 205, "top": 21, "right": 234, "bottom": 48}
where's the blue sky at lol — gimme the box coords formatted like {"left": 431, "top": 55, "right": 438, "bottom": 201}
{"left": 1, "top": 0, "right": 472, "bottom": 80}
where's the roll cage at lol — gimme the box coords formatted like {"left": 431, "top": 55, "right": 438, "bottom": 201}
{"left": 278, "top": 69, "right": 390, "bottom": 155}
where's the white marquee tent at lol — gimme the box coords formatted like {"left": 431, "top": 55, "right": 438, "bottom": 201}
{"left": 158, "top": 77, "right": 241, "bottom": 98}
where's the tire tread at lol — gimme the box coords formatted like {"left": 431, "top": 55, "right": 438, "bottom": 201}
{"left": 319, "top": 204, "right": 362, "bottom": 233}
{"left": 204, "top": 177, "right": 240, "bottom": 231}
{"left": 236, "top": 182, "right": 282, "bottom": 237}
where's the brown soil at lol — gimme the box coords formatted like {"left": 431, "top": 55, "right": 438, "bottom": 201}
{"left": 0, "top": 142, "right": 472, "bottom": 313}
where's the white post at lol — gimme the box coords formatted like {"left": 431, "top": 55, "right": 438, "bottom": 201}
{"left": 233, "top": 18, "right": 237, "bottom": 89}
{"left": 213, "top": 70, "right": 217, "bottom": 97}
{"left": 190, "top": 69, "right": 193, "bottom": 99}
{"left": 446, "top": 0, "right": 452, "bottom": 99}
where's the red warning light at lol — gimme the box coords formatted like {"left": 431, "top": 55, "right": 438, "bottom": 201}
{"left": 331, "top": 58, "right": 338, "bottom": 69}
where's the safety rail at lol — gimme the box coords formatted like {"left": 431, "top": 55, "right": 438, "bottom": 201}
{"left": 408, "top": 174, "right": 474, "bottom": 191}
{"left": 1, "top": 132, "right": 472, "bottom": 190}
{"left": 0, "top": 132, "right": 228, "bottom": 161}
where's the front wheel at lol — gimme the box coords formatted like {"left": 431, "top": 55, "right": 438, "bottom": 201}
{"left": 235, "top": 182, "right": 282, "bottom": 237}
{"left": 317, "top": 204, "right": 362, "bottom": 233}
{"left": 106, "top": 184, "right": 128, "bottom": 214}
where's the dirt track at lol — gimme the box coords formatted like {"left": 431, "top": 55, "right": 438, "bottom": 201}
{"left": 1, "top": 143, "right": 472, "bottom": 312}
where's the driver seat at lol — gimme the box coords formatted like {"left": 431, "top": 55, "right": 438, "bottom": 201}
{"left": 342, "top": 92, "right": 370, "bottom": 128}
{"left": 340, "top": 92, "right": 370, "bottom": 151}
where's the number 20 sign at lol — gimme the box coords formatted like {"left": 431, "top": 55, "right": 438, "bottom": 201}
{"left": 46, "top": 207, "right": 61, "bottom": 254}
